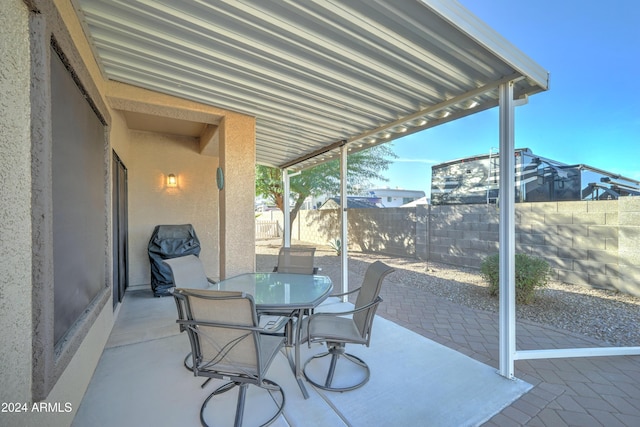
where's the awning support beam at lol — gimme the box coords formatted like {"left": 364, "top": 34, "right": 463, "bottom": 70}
{"left": 279, "top": 139, "right": 347, "bottom": 170}
{"left": 279, "top": 74, "right": 526, "bottom": 172}
{"left": 283, "top": 169, "right": 291, "bottom": 248}
{"left": 498, "top": 80, "right": 516, "bottom": 379}
{"left": 339, "top": 143, "right": 349, "bottom": 300}
{"left": 494, "top": 79, "right": 640, "bottom": 378}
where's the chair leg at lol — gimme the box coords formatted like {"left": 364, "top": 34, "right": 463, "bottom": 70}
{"left": 234, "top": 384, "right": 248, "bottom": 427}
{"left": 261, "top": 379, "right": 286, "bottom": 426}
{"left": 325, "top": 352, "right": 339, "bottom": 388}
{"left": 184, "top": 352, "right": 195, "bottom": 372}
{"left": 200, "top": 381, "right": 237, "bottom": 427}
{"left": 199, "top": 380, "right": 285, "bottom": 427}
{"left": 303, "top": 345, "right": 371, "bottom": 392}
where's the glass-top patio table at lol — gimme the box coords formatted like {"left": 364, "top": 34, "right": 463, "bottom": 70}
{"left": 211, "top": 272, "right": 333, "bottom": 399}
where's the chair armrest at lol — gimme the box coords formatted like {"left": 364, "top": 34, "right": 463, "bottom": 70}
{"left": 328, "top": 286, "right": 361, "bottom": 298}
{"left": 173, "top": 296, "right": 188, "bottom": 332}
{"left": 305, "top": 296, "right": 383, "bottom": 342}
{"left": 177, "top": 318, "right": 288, "bottom": 334}
{"left": 258, "top": 309, "right": 295, "bottom": 338}
{"left": 308, "top": 296, "right": 382, "bottom": 319}
{"left": 261, "top": 316, "right": 290, "bottom": 335}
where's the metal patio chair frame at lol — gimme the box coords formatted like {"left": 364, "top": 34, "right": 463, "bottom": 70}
{"left": 301, "top": 261, "right": 394, "bottom": 392}
{"left": 272, "top": 246, "right": 319, "bottom": 275}
{"left": 173, "top": 288, "right": 287, "bottom": 427}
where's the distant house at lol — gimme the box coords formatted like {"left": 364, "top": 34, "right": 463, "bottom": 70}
{"left": 401, "top": 196, "right": 430, "bottom": 207}
{"left": 368, "top": 188, "right": 426, "bottom": 207}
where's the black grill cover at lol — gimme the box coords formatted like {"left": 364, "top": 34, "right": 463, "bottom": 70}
{"left": 148, "top": 224, "right": 201, "bottom": 296}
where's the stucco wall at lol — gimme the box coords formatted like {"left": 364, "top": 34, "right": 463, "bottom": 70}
{"left": 218, "top": 114, "right": 256, "bottom": 278}
{"left": 2, "top": 2, "right": 255, "bottom": 425}
{"left": 128, "top": 131, "right": 219, "bottom": 286}
{"left": 110, "top": 110, "right": 132, "bottom": 165}
{"left": 14, "top": 1, "right": 116, "bottom": 422}
{"left": 0, "top": 0, "right": 33, "bottom": 406}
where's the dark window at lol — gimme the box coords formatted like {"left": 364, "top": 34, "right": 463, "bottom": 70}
{"left": 51, "top": 46, "right": 106, "bottom": 345}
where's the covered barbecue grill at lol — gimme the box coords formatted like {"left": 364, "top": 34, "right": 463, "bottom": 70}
{"left": 148, "top": 224, "right": 201, "bottom": 297}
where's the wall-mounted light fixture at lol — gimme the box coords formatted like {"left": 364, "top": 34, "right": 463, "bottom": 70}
{"left": 167, "top": 173, "right": 177, "bottom": 188}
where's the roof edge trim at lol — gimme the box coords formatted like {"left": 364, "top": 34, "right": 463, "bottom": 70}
{"left": 418, "top": 0, "right": 549, "bottom": 91}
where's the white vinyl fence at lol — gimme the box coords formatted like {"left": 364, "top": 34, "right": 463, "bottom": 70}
{"left": 256, "top": 220, "right": 280, "bottom": 239}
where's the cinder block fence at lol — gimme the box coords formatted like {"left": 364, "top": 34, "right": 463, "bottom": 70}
{"left": 256, "top": 198, "right": 640, "bottom": 297}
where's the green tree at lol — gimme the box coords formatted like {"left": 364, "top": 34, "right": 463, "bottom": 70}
{"left": 256, "top": 144, "right": 397, "bottom": 230}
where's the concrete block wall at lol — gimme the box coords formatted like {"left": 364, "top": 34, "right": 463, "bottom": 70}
{"left": 296, "top": 208, "right": 416, "bottom": 257}
{"left": 298, "top": 209, "right": 338, "bottom": 244}
{"left": 426, "top": 199, "right": 639, "bottom": 296}
{"left": 428, "top": 204, "right": 499, "bottom": 268}
{"left": 262, "top": 199, "right": 639, "bottom": 296}
{"left": 348, "top": 208, "right": 416, "bottom": 257}
{"left": 516, "top": 200, "right": 619, "bottom": 291}
{"left": 618, "top": 198, "right": 640, "bottom": 296}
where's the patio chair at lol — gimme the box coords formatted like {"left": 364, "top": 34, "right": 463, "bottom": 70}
{"left": 272, "top": 246, "right": 319, "bottom": 274}
{"left": 162, "top": 254, "right": 217, "bottom": 291}
{"left": 173, "top": 288, "right": 286, "bottom": 427}
{"left": 164, "top": 255, "right": 220, "bottom": 370}
{"left": 301, "top": 261, "right": 394, "bottom": 392}
{"left": 263, "top": 246, "right": 320, "bottom": 325}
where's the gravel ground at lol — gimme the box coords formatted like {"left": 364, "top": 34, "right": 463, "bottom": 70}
{"left": 257, "top": 241, "right": 640, "bottom": 347}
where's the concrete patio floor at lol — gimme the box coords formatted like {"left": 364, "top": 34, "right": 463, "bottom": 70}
{"left": 72, "top": 289, "right": 530, "bottom": 427}
{"left": 72, "top": 244, "right": 640, "bottom": 426}
{"left": 72, "top": 257, "right": 538, "bottom": 426}
{"left": 256, "top": 242, "right": 640, "bottom": 426}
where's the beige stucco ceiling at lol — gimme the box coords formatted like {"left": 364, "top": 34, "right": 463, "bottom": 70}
{"left": 73, "top": 0, "right": 548, "bottom": 171}
{"left": 121, "top": 111, "right": 209, "bottom": 138}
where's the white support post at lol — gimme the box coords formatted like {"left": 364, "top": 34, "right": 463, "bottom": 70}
{"left": 340, "top": 144, "right": 349, "bottom": 300}
{"left": 498, "top": 81, "right": 516, "bottom": 379}
{"left": 282, "top": 169, "right": 291, "bottom": 248}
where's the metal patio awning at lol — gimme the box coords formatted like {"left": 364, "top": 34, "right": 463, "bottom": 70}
{"left": 73, "top": 0, "right": 548, "bottom": 171}
{"left": 69, "top": 0, "right": 640, "bottom": 385}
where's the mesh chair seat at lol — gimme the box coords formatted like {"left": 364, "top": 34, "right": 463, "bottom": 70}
{"left": 273, "top": 246, "right": 318, "bottom": 275}
{"left": 263, "top": 246, "right": 319, "bottom": 323}
{"left": 301, "top": 261, "right": 394, "bottom": 392}
{"left": 192, "top": 334, "right": 281, "bottom": 378}
{"left": 174, "top": 288, "right": 287, "bottom": 427}
{"left": 163, "top": 255, "right": 218, "bottom": 372}
{"left": 305, "top": 315, "right": 368, "bottom": 345}
{"left": 163, "top": 254, "right": 216, "bottom": 290}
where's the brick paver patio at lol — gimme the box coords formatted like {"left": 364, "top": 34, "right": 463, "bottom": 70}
{"left": 376, "top": 279, "right": 640, "bottom": 427}
{"left": 257, "top": 243, "right": 640, "bottom": 426}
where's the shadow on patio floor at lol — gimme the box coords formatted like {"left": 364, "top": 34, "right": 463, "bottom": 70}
{"left": 73, "top": 272, "right": 530, "bottom": 426}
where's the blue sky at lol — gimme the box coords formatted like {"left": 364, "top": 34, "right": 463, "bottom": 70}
{"left": 370, "top": 0, "right": 640, "bottom": 194}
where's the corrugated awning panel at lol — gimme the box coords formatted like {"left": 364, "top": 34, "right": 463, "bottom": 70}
{"left": 73, "top": 0, "right": 548, "bottom": 170}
